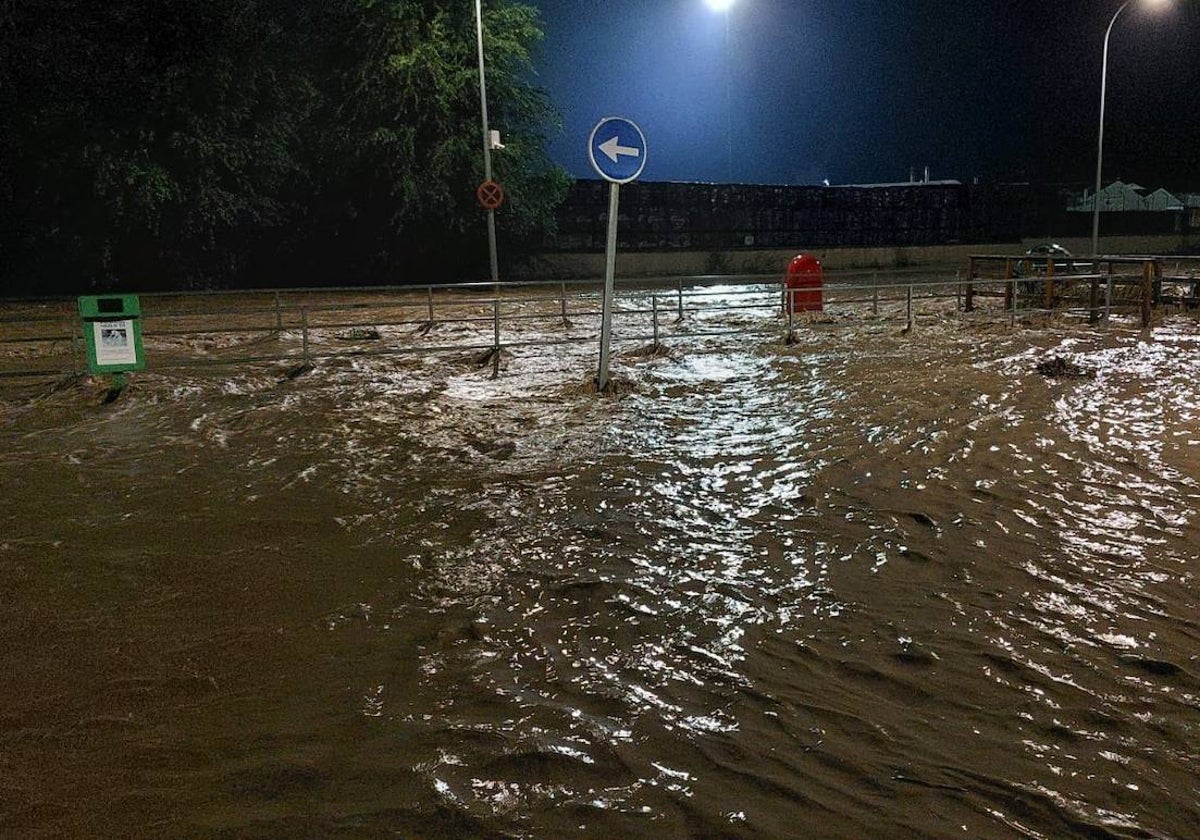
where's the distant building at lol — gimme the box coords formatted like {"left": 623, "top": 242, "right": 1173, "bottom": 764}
{"left": 1071, "top": 180, "right": 1184, "bottom": 212}
{"left": 1145, "top": 188, "right": 1184, "bottom": 211}
{"left": 835, "top": 180, "right": 963, "bottom": 189}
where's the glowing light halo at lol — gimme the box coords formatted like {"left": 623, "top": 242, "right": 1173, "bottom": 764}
{"left": 704, "top": 0, "right": 735, "bottom": 12}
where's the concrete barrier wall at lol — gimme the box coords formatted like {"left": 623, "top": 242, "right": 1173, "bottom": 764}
{"left": 513, "top": 233, "right": 1196, "bottom": 280}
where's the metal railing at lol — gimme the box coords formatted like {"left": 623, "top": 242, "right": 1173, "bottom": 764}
{"left": 2, "top": 260, "right": 1196, "bottom": 383}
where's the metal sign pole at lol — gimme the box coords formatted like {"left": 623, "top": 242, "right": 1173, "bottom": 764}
{"left": 597, "top": 182, "right": 620, "bottom": 391}
{"left": 587, "top": 115, "right": 646, "bottom": 393}
{"left": 474, "top": 0, "right": 500, "bottom": 287}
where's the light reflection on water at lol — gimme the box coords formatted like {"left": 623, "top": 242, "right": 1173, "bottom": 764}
{"left": 3, "top": 313, "right": 1200, "bottom": 837}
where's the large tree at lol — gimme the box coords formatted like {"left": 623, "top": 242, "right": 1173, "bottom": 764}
{"left": 295, "top": 0, "right": 569, "bottom": 284}
{"left": 0, "top": 0, "right": 316, "bottom": 292}
{"left": 0, "top": 0, "right": 567, "bottom": 293}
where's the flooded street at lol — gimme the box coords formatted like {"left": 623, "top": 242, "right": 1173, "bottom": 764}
{"left": 2, "top": 307, "right": 1199, "bottom": 838}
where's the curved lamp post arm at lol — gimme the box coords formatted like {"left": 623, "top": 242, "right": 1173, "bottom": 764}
{"left": 1091, "top": 0, "right": 1133, "bottom": 257}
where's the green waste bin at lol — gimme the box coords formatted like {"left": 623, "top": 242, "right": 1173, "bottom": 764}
{"left": 78, "top": 294, "right": 145, "bottom": 374}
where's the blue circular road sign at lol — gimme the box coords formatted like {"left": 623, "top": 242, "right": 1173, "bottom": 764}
{"left": 588, "top": 117, "right": 647, "bottom": 184}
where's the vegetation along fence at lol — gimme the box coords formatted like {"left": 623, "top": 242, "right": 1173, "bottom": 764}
{"left": 2, "top": 257, "right": 1198, "bottom": 384}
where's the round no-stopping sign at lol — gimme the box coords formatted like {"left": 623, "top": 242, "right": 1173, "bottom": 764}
{"left": 476, "top": 179, "right": 504, "bottom": 210}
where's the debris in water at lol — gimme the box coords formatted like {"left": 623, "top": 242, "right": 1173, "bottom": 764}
{"left": 623, "top": 343, "right": 674, "bottom": 360}
{"left": 591, "top": 374, "right": 631, "bottom": 397}
{"left": 1035, "top": 356, "right": 1094, "bottom": 379}
{"left": 335, "top": 326, "right": 381, "bottom": 341}
{"left": 280, "top": 363, "right": 314, "bottom": 381}
{"left": 908, "top": 512, "right": 939, "bottom": 529}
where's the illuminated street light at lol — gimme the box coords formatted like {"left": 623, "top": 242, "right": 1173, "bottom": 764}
{"left": 705, "top": 0, "right": 735, "bottom": 11}
{"left": 1091, "top": 0, "right": 1172, "bottom": 257}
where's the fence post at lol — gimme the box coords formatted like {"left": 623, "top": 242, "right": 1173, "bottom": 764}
{"left": 651, "top": 295, "right": 659, "bottom": 351}
{"left": 785, "top": 282, "right": 796, "bottom": 344}
{"left": 427, "top": 285, "right": 435, "bottom": 327}
{"left": 492, "top": 298, "right": 501, "bottom": 379}
{"left": 1010, "top": 276, "right": 1017, "bottom": 329}
{"left": 1105, "top": 262, "right": 1114, "bottom": 322}
{"left": 906, "top": 285, "right": 914, "bottom": 331}
{"left": 1141, "top": 262, "right": 1152, "bottom": 328}
{"left": 955, "top": 271, "right": 962, "bottom": 314}
{"left": 1001, "top": 257, "right": 1016, "bottom": 313}
{"left": 965, "top": 258, "right": 978, "bottom": 312}
{"left": 561, "top": 281, "right": 569, "bottom": 325}
{"left": 676, "top": 277, "right": 684, "bottom": 321}
{"left": 1043, "top": 257, "right": 1055, "bottom": 312}
{"left": 301, "top": 306, "right": 310, "bottom": 364}
{"left": 1089, "top": 270, "right": 1100, "bottom": 324}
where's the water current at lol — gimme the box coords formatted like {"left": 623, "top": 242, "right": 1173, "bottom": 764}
{"left": 2, "top": 306, "right": 1199, "bottom": 838}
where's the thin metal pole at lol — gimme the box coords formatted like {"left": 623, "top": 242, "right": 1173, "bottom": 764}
{"left": 906, "top": 284, "right": 913, "bottom": 331}
{"left": 475, "top": 0, "right": 500, "bottom": 287}
{"left": 1010, "top": 277, "right": 1016, "bottom": 328}
{"left": 1089, "top": 271, "right": 1101, "bottom": 323}
{"left": 491, "top": 298, "right": 501, "bottom": 379}
{"left": 1044, "top": 256, "right": 1056, "bottom": 311}
{"left": 301, "top": 307, "right": 310, "bottom": 364}
{"left": 785, "top": 279, "right": 795, "bottom": 344}
{"left": 652, "top": 295, "right": 659, "bottom": 350}
{"left": 597, "top": 183, "right": 620, "bottom": 391}
{"left": 1092, "top": 0, "right": 1132, "bottom": 258}
{"left": 560, "top": 281, "right": 568, "bottom": 324}
{"left": 1141, "top": 261, "right": 1153, "bottom": 327}
{"left": 676, "top": 277, "right": 684, "bottom": 321}
{"left": 1106, "top": 262, "right": 1114, "bottom": 321}
{"left": 274, "top": 290, "right": 282, "bottom": 332}
{"left": 427, "top": 286, "right": 435, "bottom": 325}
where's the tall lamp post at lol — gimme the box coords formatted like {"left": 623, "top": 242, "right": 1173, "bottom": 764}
{"left": 705, "top": 0, "right": 736, "bottom": 183}
{"left": 1091, "top": 0, "right": 1171, "bottom": 257}
{"left": 474, "top": 0, "right": 500, "bottom": 286}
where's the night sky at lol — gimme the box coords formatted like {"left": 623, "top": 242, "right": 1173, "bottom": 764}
{"left": 531, "top": 1, "right": 1200, "bottom": 190}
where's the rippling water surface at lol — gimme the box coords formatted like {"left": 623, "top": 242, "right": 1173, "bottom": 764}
{"left": 2, "top": 309, "right": 1199, "bottom": 838}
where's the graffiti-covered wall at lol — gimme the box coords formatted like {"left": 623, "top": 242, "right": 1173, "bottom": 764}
{"left": 548, "top": 180, "right": 1188, "bottom": 252}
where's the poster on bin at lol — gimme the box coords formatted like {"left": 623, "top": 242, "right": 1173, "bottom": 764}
{"left": 93, "top": 320, "right": 137, "bottom": 367}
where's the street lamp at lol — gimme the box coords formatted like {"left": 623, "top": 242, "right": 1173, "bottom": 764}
{"left": 1091, "top": 0, "right": 1171, "bottom": 257}
{"left": 474, "top": 0, "right": 500, "bottom": 286}
{"left": 704, "top": 0, "right": 736, "bottom": 182}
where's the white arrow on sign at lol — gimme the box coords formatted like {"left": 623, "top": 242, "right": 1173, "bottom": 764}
{"left": 599, "top": 135, "right": 641, "bottom": 164}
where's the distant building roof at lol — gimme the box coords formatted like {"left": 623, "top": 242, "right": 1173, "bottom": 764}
{"left": 1068, "top": 180, "right": 1191, "bottom": 212}
{"left": 1145, "top": 187, "right": 1183, "bottom": 210}
{"left": 836, "top": 180, "right": 963, "bottom": 188}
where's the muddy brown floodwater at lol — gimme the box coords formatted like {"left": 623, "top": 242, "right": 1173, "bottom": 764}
{"left": 1, "top": 302, "right": 1199, "bottom": 839}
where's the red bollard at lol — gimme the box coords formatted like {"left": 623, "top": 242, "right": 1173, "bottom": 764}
{"left": 783, "top": 254, "right": 823, "bottom": 314}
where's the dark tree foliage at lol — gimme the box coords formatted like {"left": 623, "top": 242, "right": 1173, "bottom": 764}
{"left": 0, "top": 0, "right": 568, "bottom": 294}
